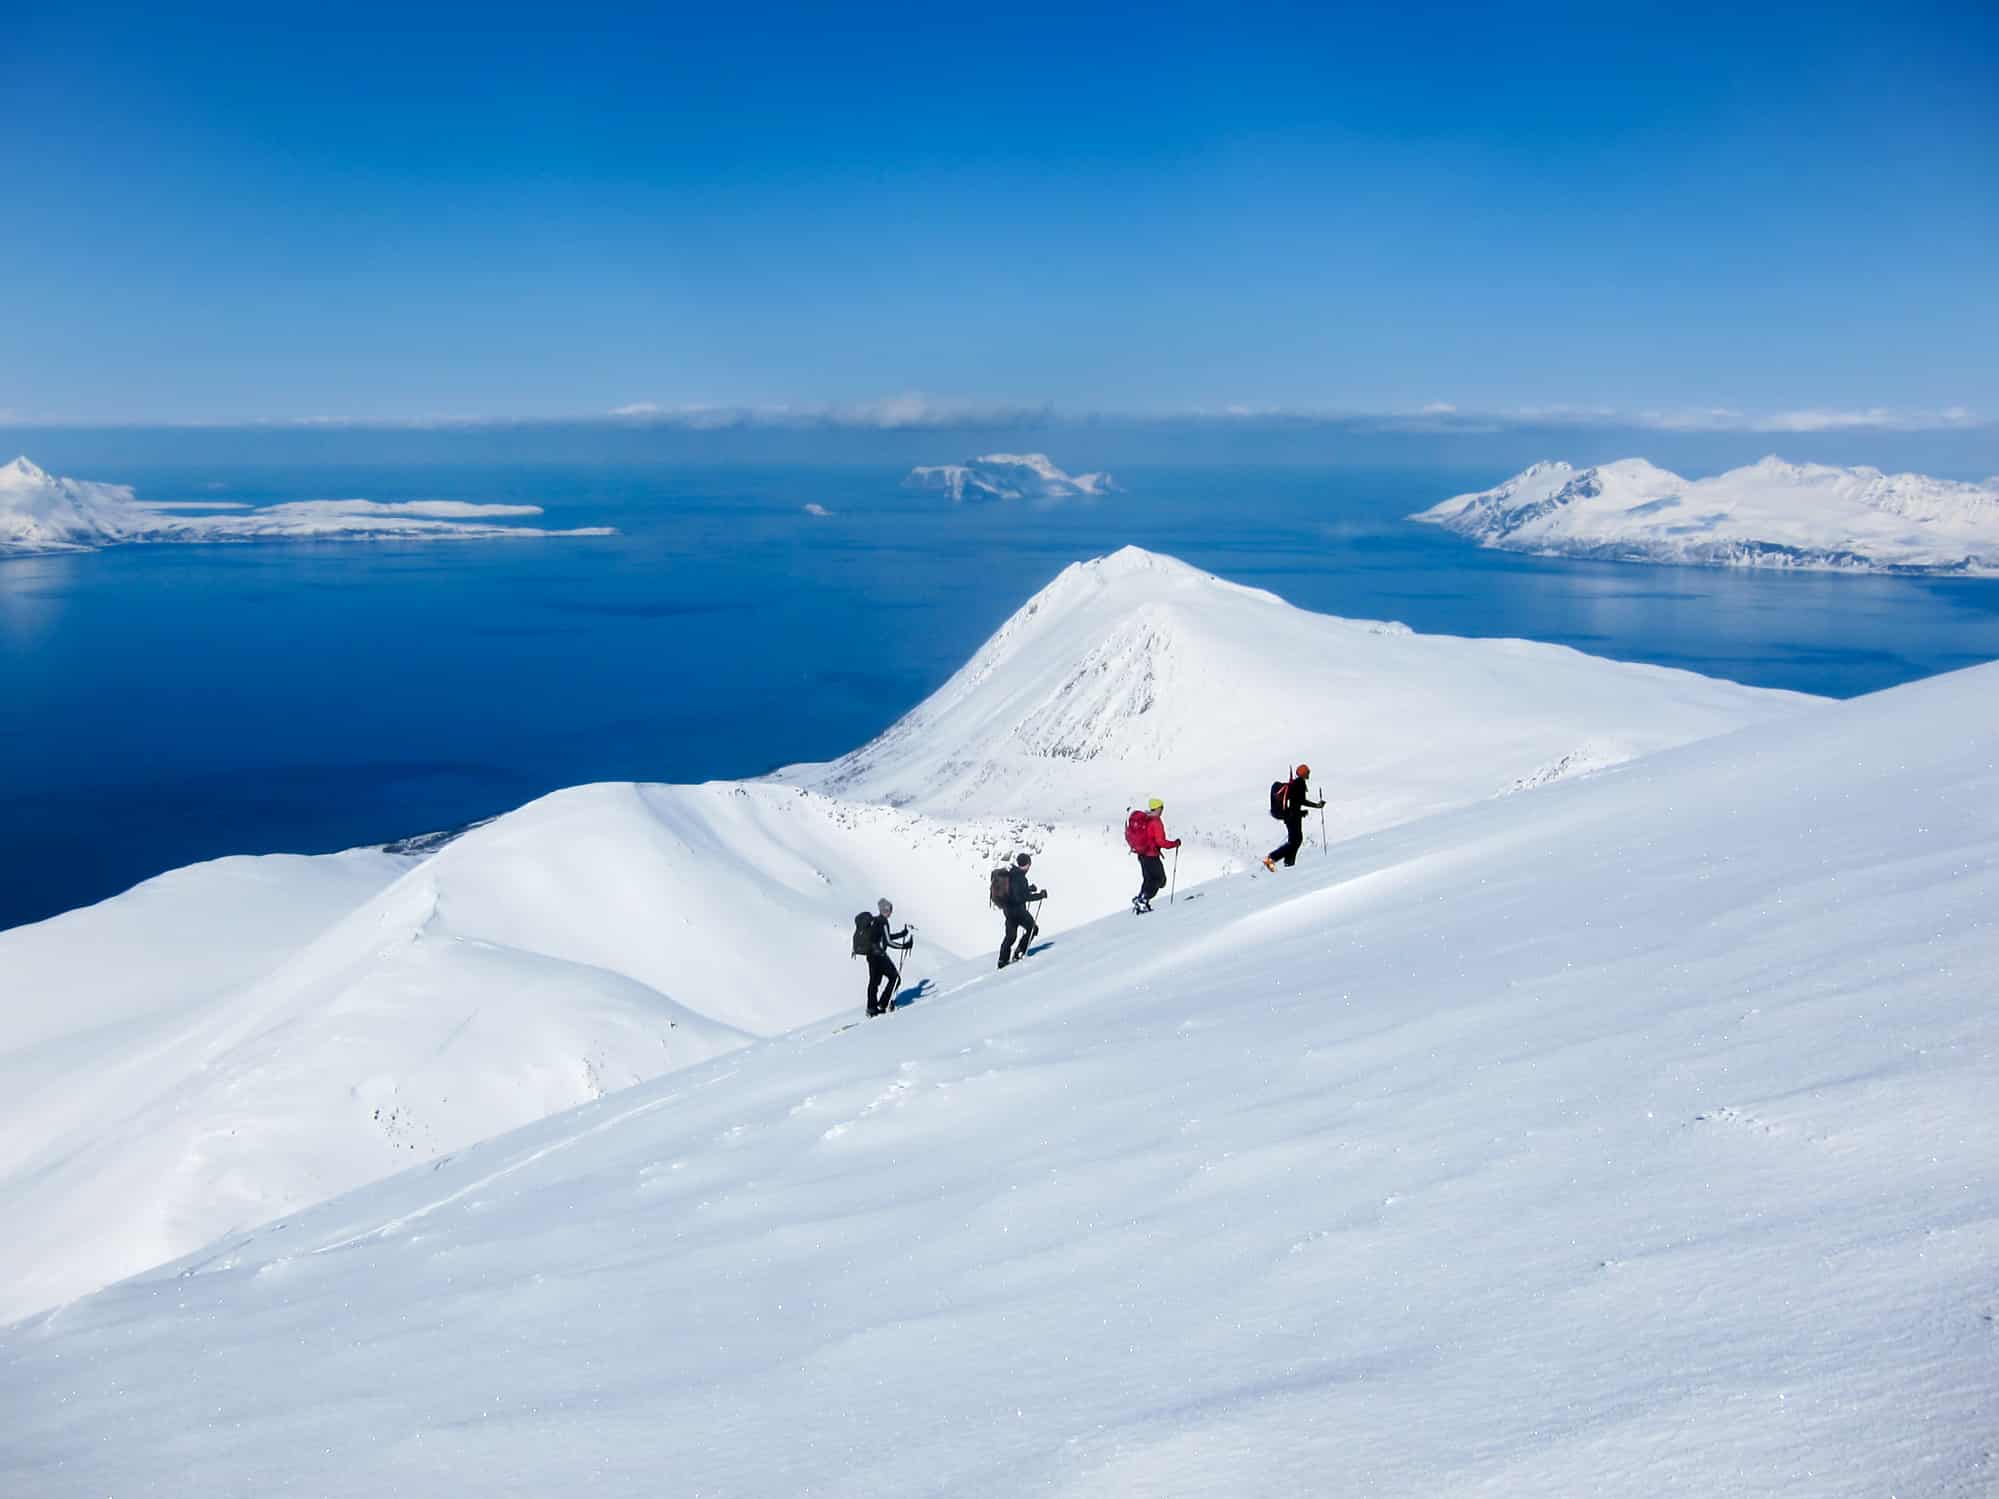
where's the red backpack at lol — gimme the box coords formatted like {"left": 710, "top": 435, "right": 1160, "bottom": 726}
{"left": 1124, "top": 809, "right": 1155, "bottom": 855}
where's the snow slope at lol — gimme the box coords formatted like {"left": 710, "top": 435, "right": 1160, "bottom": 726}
{"left": 904, "top": 451, "right": 1116, "bottom": 501}
{"left": 3, "top": 660, "right": 1991, "bottom": 1497}
{"left": 785, "top": 546, "right": 1813, "bottom": 858}
{"left": 0, "top": 549, "right": 1812, "bottom": 1320}
{"left": 1413, "top": 456, "right": 1999, "bottom": 574}
{"left": 0, "top": 456, "right": 612, "bottom": 555}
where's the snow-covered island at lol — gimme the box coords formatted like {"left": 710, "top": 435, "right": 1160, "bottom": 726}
{"left": 904, "top": 451, "right": 1117, "bottom": 501}
{"left": 0, "top": 456, "right": 614, "bottom": 557}
{"left": 3, "top": 548, "right": 1994, "bottom": 1495}
{"left": 1413, "top": 456, "right": 1999, "bottom": 574}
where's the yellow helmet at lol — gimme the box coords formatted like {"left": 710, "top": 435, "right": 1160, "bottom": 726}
{"left": 1147, "top": 798, "right": 1164, "bottom": 812}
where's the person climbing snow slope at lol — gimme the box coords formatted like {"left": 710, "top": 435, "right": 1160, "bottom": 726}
{"left": 1124, "top": 798, "right": 1181, "bottom": 913}
{"left": 994, "top": 853, "right": 1046, "bottom": 969}
{"left": 1263, "top": 764, "right": 1325, "bottom": 871}
{"left": 854, "top": 897, "right": 913, "bottom": 1016}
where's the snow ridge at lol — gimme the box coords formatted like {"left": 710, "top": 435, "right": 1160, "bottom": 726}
{"left": 1413, "top": 455, "right": 1999, "bottom": 574}
{"left": 785, "top": 545, "right": 1811, "bottom": 838}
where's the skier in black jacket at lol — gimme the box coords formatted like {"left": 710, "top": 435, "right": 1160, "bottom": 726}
{"left": 1262, "top": 764, "right": 1325, "bottom": 870}
{"left": 863, "top": 898, "right": 913, "bottom": 1015}
{"left": 997, "top": 853, "right": 1046, "bottom": 969}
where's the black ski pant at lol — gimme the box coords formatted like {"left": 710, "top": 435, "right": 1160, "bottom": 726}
{"left": 1136, "top": 853, "right": 1167, "bottom": 904}
{"left": 999, "top": 902, "right": 1037, "bottom": 967}
{"left": 866, "top": 953, "right": 900, "bottom": 1015}
{"left": 1268, "top": 816, "right": 1306, "bottom": 867}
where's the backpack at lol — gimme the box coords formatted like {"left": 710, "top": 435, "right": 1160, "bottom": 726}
{"left": 1124, "top": 809, "right": 1152, "bottom": 854}
{"left": 1269, "top": 779, "right": 1290, "bottom": 820}
{"left": 851, "top": 911, "right": 875, "bottom": 958}
{"left": 989, "top": 867, "right": 1011, "bottom": 908}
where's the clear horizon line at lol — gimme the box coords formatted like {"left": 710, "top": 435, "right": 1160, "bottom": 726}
{"left": 0, "top": 400, "right": 1986, "bottom": 437}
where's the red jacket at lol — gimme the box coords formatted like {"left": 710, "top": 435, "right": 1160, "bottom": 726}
{"left": 1131, "top": 810, "right": 1180, "bottom": 856}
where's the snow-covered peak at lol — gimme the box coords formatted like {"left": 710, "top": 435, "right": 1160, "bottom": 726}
{"left": 0, "top": 456, "right": 140, "bottom": 552}
{"left": 904, "top": 452, "right": 1118, "bottom": 502}
{"left": 1415, "top": 456, "right": 1999, "bottom": 574}
{"left": 786, "top": 544, "right": 1807, "bottom": 827}
{"left": 1034, "top": 543, "right": 1256, "bottom": 600}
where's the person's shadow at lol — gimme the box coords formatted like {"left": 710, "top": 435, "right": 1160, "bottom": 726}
{"left": 888, "top": 978, "right": 932, "bottom": 1011}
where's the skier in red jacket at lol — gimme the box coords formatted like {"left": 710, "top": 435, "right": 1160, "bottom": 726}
{"left": 1124, "top": 798, "right": 1181, "bottom": 914}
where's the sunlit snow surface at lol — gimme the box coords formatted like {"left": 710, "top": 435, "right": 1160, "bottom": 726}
{"left": 1414, "top": 456, "right": 1999, "bottom": 574}
{"left": 0, "top": 456, "right": 612, "bottom": 554}
{"left": 0, "top": 550, "right": 1812, "bottom": 1322}
{"left": 2, "top": 658, "right": 1992, "bottom": 1496}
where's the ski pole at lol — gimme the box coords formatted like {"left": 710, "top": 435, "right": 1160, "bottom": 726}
{"left": 1320, "top": 803, "right": 1328, "bottom": 856}
{"left": 1170, "top": 846, "right": 1179, "bottom": 904}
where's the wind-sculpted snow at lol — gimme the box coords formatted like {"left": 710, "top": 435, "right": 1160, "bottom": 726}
{"left": 3, "top": 661, "right": 1993, "bottom": 1497}
{"left": 1414, "top": 455, "right": 1999, "bottom": 574}
{"left": 904, "top": 451, "right": 1116, "bottom": 501}
{"left": 0, "top": 456, "right": 613, "bottom": 555}
{"left": 0, "top": 547, "right": 1812, "bottom": 1318}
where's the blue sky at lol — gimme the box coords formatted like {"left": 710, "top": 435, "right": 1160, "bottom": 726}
{"left": 3, "top": 0, "right": 1994, "bottom": 429}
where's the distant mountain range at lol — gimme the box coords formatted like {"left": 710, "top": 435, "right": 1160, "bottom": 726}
{"left": 0, "top": 456, "right": 612, "bottom": 556}
{"left": 1413, "top": 457, "right": 1999, "bottom": 574}
{"left": 904, "top": 452, "right": 1116, "bottom": 501}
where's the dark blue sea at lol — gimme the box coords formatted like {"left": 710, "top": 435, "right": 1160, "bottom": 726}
{"left": 6, "top": 461, "right": 1998, "bottom": 931}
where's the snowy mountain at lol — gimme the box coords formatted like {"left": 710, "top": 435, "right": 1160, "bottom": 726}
{"left": 3, "top": 655, "right": 1991, "bottom": 1497}
{"left": 0, "top": 548, "right": 1812, "bottom": 1321}
{"left": 784, "top": 546, "right": 1812, "bottom": 848}
{"left": 903, "top": 451, "right": 1117, "bottom": 501}
{"left": 1413, "top": 456, "right": 1999, "bottom": 574}
{"left": 0, "top": 456, "right": 612, "bottom": 555}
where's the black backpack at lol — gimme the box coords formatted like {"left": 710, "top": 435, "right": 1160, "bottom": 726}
{"left": 851, "top": 912, "right": 875, "bottom": 958}
{"left": 988, "top": 867, "right": 1011, "bottom": 908}
{"left": 1269, "top": 780, "right": 1290, "bottom": 820}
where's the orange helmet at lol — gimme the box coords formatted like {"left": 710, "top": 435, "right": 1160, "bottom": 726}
{"left": 1295, "top": 763, "right": 1311, "bottom": 778}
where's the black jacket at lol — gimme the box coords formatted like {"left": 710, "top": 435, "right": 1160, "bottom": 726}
{"left": 867, "top": 915, "right": 912, "bottom": 957}
{"left": 1285, "top": 776, "right": 1325, "bottom": 819}
{"left": 1004, "top": 866, "right": 1044, "bottom": 907}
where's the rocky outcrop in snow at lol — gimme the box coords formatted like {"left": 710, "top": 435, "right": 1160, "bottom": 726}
{"left": 0, "top": 456, "right": 613, "bottom": 556}
{"left": 1412, "top": 456, "right": 1999, "bottom": 574}
{"left": 903, "top": 452, "right": 1117, "bottom": 501}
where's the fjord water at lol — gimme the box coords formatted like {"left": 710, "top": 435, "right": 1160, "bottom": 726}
{"left": 4, "top": 461, "right": 1997, "bottom": 931}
